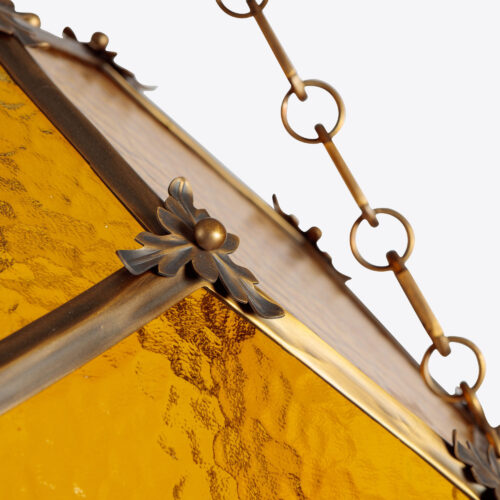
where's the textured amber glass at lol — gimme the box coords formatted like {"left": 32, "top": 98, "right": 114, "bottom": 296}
{"left": 0, "top": 64, "right": 142, "bottom": 339}
{"left": 0, "top": 289, "right": 466, "bottom": 499}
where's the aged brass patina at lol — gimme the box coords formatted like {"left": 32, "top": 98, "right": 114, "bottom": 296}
{"left": 0, "top": 0, "right": 149, "bottom": 90}
{"left": 0, "top": 1, "right": 493, "bottom": 495}
{"left": 460, "top": 382, "right": 500, "bottom": 456}
{"left": 315, "top": 123, "right": 378, "bottom": 227}
{"left": 420, "top": 339, "right": 486, "bottom": 403}
{"left": 272, "top": 194, "right": 350, "bottom": 282}
{"left": 386, "top": 250, "right": 450, "bottom": 356}
{"left": 61, "top": 26, "right": 155, "bottom": 91}
{"left": 0, "top": 36, "right": 163, "bottom": 233}
{"left": 0, "top": 0, "right": 41, "bottom": 46}
{"left": 217, "top": 0, "right": 500, "bottom": 491}
{"left": 193, "top": 217, "right": 227, "bottom": 251}
{"left": 453, "top": 430, "right": 500, "bottom": 498}
{"left": 118, "top": 177, "right": 284, "bottom": 319}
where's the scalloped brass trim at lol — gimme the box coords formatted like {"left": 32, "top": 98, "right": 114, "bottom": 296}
{"left": 272, "top": 194, "right": 350, "bottom": 282}
{"left": 117, "top": 177, "right": 284, "bottom": 319}
{"left": 0, "top": 1, "right": 150, "bottom": 91}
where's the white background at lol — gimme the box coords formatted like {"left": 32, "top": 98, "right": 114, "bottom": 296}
{"left": 16, "top": 0, "right": 500, "bottom": 424}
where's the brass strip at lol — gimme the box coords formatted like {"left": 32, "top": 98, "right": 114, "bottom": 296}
{"left": 92, "top": 63, "right": 443, "bottom": 371}
{"left": 12, "top": 38, "right": 471, "bottom": 419}
{"left": 0, "top": 265, "right": 482, "bottom": 498}
{"left": 0, "top": 21, "right": 481, "bottom": 496}
{"left": 98, "top": 63, "right": 308, "bottom": 246}
{"left": 214, "top": 290, "right": 483, "bottom": 499}
{"left": 3, "top": 38, "right": 478, "bottom": 492}
{"left": 0, "top": 269, "right": 204, "bottom": 416}
{"left": 0, "top": 35, "right": 163, "bottom": 234}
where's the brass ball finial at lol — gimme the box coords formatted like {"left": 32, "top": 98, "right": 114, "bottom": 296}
{"left": 20, "top": 13, "right": 41, "bottom": 28}
{"left": 194, "top": 218, "right": 227, "bottom": 251}
{"left": 89, "top": 32, "right": 109, "bottom": 51}
{"left": 305, "top": 226, "right": 322, "bottom": 244}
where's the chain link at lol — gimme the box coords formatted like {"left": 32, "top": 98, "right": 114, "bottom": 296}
{"left": 216, "top": 0, "right": 497, "bottom": 452}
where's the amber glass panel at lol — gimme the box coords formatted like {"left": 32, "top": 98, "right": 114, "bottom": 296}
{"left": 0, "top": 64, "right": 142, "bottom": 338}
{"left": 0, "top": 289, "right": 465, "bottom": 499}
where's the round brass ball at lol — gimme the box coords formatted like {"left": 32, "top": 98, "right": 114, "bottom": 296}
{"left": 90, "top": 32, "right": 109, "bottom": 51}
{"left": 22, "top": 13, "right": 41, "bottom": 28}
{"left": 194, "top": 218, "right": 227, "bottom": 251}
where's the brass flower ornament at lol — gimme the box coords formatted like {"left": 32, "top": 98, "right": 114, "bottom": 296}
{"left": 453, "top": 430, "right": 500, "bottom": 498}
{"left": 117, "top": 177, "right": 284, "bottom": 319}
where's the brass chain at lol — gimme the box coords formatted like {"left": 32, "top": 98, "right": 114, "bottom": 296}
{"left": 216, "top": 0, "right": 499, "bottom": 453}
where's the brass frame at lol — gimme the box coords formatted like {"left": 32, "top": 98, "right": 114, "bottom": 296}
{"left": 218, "top": 290, "right": 484, "bottom": 499}
{"left": 0, "top": 26, "right": 484, "bottom": 499}
{"left": 0, "top": 270, "right": 204, "bottom": 416}
{"left": 0, "top": 35, "right": 164, "bottom": 234}
{"left": 93, "top": 56, "right": 448, "bottom": 373}
{"left": 0, "top": 271, "right": 483, "bottom": 498}
{"left": 16, "top": 30, "right": 425, "bottom": 368}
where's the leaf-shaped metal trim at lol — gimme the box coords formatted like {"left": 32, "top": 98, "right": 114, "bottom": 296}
{"left": 453, "top": 430, "right": 500, "bottom": 498}
{"left": 117, "top": 177, "right": 284, "bottom": 319}
{"left": 0, "top": 1, "right": 42, "bottom": 46}
{"left": 61, "top": 27, "right": 155, "bottom": 92}
{"left": 0, "top": 1, "right": 152, "bottom": 92}
{"left": 272, "top": 194, "right": 350, "bottom": 283}
{"left": 192, "top": 252, "right": 218, "bottom": 283}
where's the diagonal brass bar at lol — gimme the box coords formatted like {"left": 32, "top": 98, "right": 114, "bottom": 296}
{"left": 0, "top": 35, "right": 164, "bottom": 234}
{"left": 247, "top": 0, "right": 307, "bottom": 100}
{"left": 316, "top": 124, "right": 379, "bottom": 227}
{"left": 0, "top": 269, "right": 205, "bottom": 416}
{"left": 387, "top": 251, "right": 450, "bottom": 356}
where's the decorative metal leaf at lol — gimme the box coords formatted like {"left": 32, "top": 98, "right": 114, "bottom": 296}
{"left": 241, "top": 279, "right": 286, "bottom": 319}
{"left": 192, "top": 252, "right": 218, "bottom": 283}
{"left": 453, "top": 430, "right": 500, "bottom": 497}
{"left": 117, "top": 177, "right": 284, "bottom": 319}
{"left": 0, "top": 1, "right": 41, "bottom": 46}
{"left": 117, "top": 234, "right": 189, "bottom": 275}
{"left": 218, "top": 234, "right": 239, "bottom": 254}
{"left": 157, "top": 206, "right": 193, "bottom": 240}
{"left": 217, "top": 253, "right": 258, "bottom": 284}
{"left": 0, "top": 3, "right": 152, "bottom": 91}
{"left": 135, "top": 232, "right": 185, "bottom": 249}
{"left": 272, "top": 194, "right": 350, "bottom": 283}
{"left": 158, "top": 247, "right": 195, "bottom": 277}
{"left": 213, "top": 255, "right": 248, "bottom": 303}
{"left": 168, "top": 177, "right": 196, "bottom": 217}
{"left": 165, "top": 197, "right": 194, "bottom": 227}
{"left": 62, "top": 27, "right": 155, "bottom": 92}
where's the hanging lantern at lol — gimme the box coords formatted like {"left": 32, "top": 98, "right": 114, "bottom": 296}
{"left": 0, "top": 1, "right": 494, "bottom": 498}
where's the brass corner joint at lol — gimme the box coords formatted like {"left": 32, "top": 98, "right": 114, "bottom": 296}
{"left": 118, "top": 177, "right": 284, "bottom": 319}
{"left": 0, "top": 0, "right": 152, "bottom": 92}
{"left": 0, "top": 0, "right": 42, "bottom": 46}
